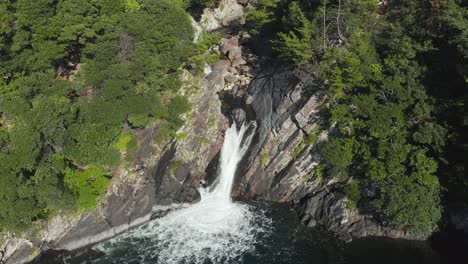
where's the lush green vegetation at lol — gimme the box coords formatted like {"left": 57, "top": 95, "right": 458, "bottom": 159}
{"left": 0, "top": 0, "right": 196, "bottom": 231}
{"left": 249, "top": 0, "right": 467, "bottom": 236}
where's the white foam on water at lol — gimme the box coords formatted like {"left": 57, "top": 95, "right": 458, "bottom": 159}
{"left": 94, "top": 122, "right": 272, "bottom": 264}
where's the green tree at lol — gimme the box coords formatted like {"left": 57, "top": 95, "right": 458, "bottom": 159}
{"left": 320, "top": 138, "right": 354, "bottom": 180}
{"left": 274, "top": 2, "right": 315, "bottom": 64}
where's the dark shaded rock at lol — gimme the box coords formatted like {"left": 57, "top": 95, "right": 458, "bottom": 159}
{"left": 204, "top": 151, "right": 221, "bottom": 188}
{"left": 232, "top": 63, "right": 303, "bottom": 197}
{"left": 449, "top": 209, "right": 468, "bottom": 233}
{"left": 152, "top": 144, "right": 179, "bottom": 205}
{"left": 104, "top": 180, "right": 155, "bottom": 227}
{"left": 52, "top": 215, "right": 115, "bottom": 250}
{"left": 237, "top": 0, "right": 249, "bottom": 5}
{"left": 232, "top": 108, "right": 246, "bottom": 125}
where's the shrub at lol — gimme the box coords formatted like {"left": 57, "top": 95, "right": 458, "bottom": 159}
{"left": 64, "top": 166, "right": 111, "bottom": 210}
{"left": 260, "top": 153, "right": 269, "bottom": 166}
{"left": 344, "top": 180, "right": 361, "bottom": 210}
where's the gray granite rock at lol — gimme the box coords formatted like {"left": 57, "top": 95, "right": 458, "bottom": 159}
{"left": 220, "top": 37, "right": 239, "bottom": 55}
{"left": 228, "top": 47, "right": 242, "bottom": 60}
{"left": 225, "top": 74, "right": 239, "bottom": 83}
{"left": 232, "top": 57, "right": 246, "bottom": 67}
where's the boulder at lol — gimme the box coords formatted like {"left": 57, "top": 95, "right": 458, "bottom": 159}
{"left": 240, "top": 65, "right": 251, "bottom": 72}
{"left": 211, "top": 59, "right": 231, "bottom": 73}
{"left": 220, "top": 0, "right": 244, "bottom": 26}
{"left": 235, "top": 88, "right": 245, "bottom": 97}
{"left": 199, "top": 0, "right": 244, "bottom": 31}
{"left": 200, "top": 9, "right": 221, "bottom": 31}
{"left": 228, "top": 47, "right": 242, "bottom": 60}
{"left": 220, "top": 37, "right": 239, "bottom": 55}
{"left": 228, "top": 66, "right": 238, "bottom": 74}
{"left": 206, "top": 71, "right": 224, "bottom": 84}
{"left": 232, "top": 57, "right": 246, "bottom": 67}
{"left": 241, "top": 31, "right": 251, "bottom": 39}
{"left": 245, "top": 94, "right": 254, "bottom": 104}
{"left": 225, "top": 74, "right": 239, "bottom": 83}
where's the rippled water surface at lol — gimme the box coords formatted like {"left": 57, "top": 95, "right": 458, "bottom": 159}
{"left": 33, "top": 203, "right": 441, "bottom": 264}
{"left": 92, "top": 202, "right": 271, "bottom": 264}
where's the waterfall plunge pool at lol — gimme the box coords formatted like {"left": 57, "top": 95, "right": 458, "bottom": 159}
{"left": 32, "top": 202, "right": 440, "bottom": 264}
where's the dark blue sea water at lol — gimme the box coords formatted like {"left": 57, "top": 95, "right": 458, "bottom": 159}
{"left": 32, "top": 203, "right": 442, "bottom": 264}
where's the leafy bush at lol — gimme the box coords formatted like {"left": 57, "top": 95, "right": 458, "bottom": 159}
{"left": 344, "top": 180, "right": 361, "bottom": 210}
{"left": 260, "top": 153, "right": 269, "bottom": 166}
{"left": 64, "top": 166, "right": 111, "bottom": 210}
{"left": 113, "top": 132, "right": 133, "bottom": 151}
{"left": 320, "top": 138, "right": 354, "bottom": 180}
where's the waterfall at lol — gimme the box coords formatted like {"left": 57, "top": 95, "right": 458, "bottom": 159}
{"left": 94, "top": 122, "right": 271, "bottom": 264}
{"left": 206, "top": 121, "right": 253, "bottom": 204}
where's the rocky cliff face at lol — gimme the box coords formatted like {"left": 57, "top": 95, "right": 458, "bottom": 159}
{"left": 227, "top": 60, "right": 417, "bottom": 242}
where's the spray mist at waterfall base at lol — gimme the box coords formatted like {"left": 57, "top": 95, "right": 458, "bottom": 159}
{"left": 93, "top": 201, "right": 272, "bottom": 264}
{"left": 93, "top": 122, "right": 272, "bottom": 264}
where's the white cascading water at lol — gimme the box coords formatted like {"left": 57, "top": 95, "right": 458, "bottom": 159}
{"left": 94, "top": 122, "right": 271, "bottom": 264}
{"left": 208, "top": 121, "right": 252, "bottom": 204}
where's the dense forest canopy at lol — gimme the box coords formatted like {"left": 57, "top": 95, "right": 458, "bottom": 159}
{"left": 0, "top": 0, "right": 201, "bottom": 231}
{"left": 248, "top": 0, "right": 467, "bottom": 236}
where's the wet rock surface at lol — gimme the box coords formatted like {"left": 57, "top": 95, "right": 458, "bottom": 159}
{"left": 448, "top": 209, "right": 468, "bottom": 233}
